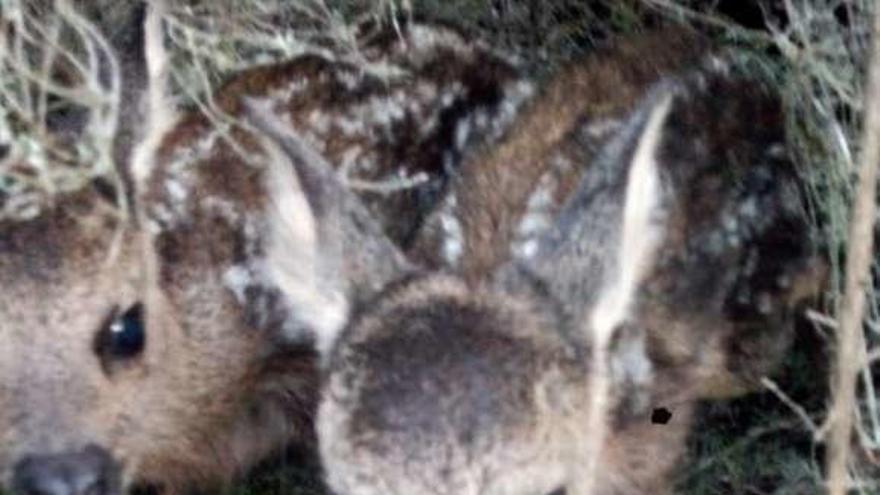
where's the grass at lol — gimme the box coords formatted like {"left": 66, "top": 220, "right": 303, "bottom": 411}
{"left": 676, "top": 322, "right": 834, "bottom": 493}
{"left": 221, "top": 446, "right": 327, "bottom": 495}
{"left": 0, "top": 0, "right": 124, "bottom": 220}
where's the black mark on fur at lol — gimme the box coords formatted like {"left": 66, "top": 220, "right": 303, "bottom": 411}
{"left": 652, "top": 407, "right": 672, "bottom": 425}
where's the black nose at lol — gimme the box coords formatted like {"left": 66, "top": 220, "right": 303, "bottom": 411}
{"left": 12, "top": 445, "right": 121, "bottom": 495}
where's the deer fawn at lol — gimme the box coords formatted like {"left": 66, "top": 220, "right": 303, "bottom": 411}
{"left": 413, "top": 30, "right": 824, "bottom": 400}
{"left": 250, "top": 53, "right": 821, "bottom": 494}
{"left": 0, "top": 10, "right": 527, "bottom": 495}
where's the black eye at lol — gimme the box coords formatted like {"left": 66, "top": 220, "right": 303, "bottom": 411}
{"left": 96, "top": 303, "right": 146, "bottom": 361}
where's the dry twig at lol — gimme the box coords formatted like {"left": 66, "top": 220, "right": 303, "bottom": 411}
{"left": 826, "top": 3, "right": 880, "bottom": 493}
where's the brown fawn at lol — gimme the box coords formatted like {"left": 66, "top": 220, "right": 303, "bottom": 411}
{"left": 249, "top": 55, "right": 822, "bottom": 494}
{"left": 412, "top": 30, "right": 824, "bottom": 401}
{"left": 0, "top": 12, "right": 527, "bottom": 495}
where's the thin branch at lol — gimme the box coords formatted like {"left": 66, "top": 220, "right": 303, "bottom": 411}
{"left": 762, "top": 377, "right": 821, "bottom": 435}
{"left": 808, "top": 308, "right": 840, "bottom": 329}
{"left": 344, "top": 172, "right": 430, "bottom": 195}
{"left": 826, "top": 2, "right": 880, "bottom": 493}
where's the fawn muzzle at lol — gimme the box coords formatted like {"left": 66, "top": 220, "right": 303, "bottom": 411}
{"left": 12, "top": 445, "right": 121, "bottom": 495}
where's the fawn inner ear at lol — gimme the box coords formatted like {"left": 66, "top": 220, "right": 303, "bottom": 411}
{"left": 590, "top": 93, "right": 673, "bottom": 345}
{"left": 248, "top": 100, "right": 349, "bottom": 354}
{"left": 262, "top": 130, "right": 320, "bottom": 260}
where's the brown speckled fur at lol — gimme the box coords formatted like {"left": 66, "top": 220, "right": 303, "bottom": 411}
{"left": 247, "top": 80, "right": 690, "bottom": 494}
{"left": 154, "top": 22, "right": 529, "bottom": 247}
{"left": 413, "top": 30, "right": 824, "bottom": 400}
{"left": 256, "top": 31, "right": 821, "bottom": 495}
{"left": 411, "top": 28, "right": 707, "bottom": 276}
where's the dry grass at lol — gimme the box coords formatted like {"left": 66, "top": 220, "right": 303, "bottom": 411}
{"left": 0, "top": 0, "right": 124, "bottom": 220}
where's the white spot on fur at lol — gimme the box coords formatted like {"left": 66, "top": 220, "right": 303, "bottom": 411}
{"left": 224, "top": 265, "right": 251, "bottom": 305}
{"left": 492, "top": 80, "right": 534, "bottom": 137}
{"left": 454, "top": 119, "right": 472, "bottom": 152}
{"left": 334, "top": 92, "right": 413, "bottom": 138}
{"left": 514, "top": 173, "right": 555, "bottom": 260}
{"left": 267, "top": 78, "right": 310, "bottom": 104}
{"left": 767, "top": 142, "right": 787, "bottom": 159}
{"left": 164, "top": 179, "right": 187, "bottom": 203}
{"left": 155, "top": 122, "right": 227, "bottom": 193}
{"left": 202, "top": 196, "right": 243, "bottom": 225}
{"left": 402, "top": 25, "right": 477, "bottom": 66}
{"left": 439, "top": 194, "right": 464, "bottom": 265}
{"left": 439, "top": 82, "right": 465, "bottom": 108}
{"left": 513, "top": 154, "right": 572, "bottom": 261}
{"left": 335, "top": 70, "right": 361, "bottom": 91}
{"left": 739, "top": 196, "right": 759, "bottom": 219}
{"left": 704, "top": 55, "right": 730, "bottom": 73}
{"left": 147, "top": 165, "right": 197, "bottom": 229}
{"left": 584, "top": 118, "right": 623, "bottom": 139}
{"left": 308, "top": 109, "right": 331, "bottom": 134}
{"left": 145, "top": 218, "right": 163, "bottom": 235}
{"left": 335, "top": 115, "right": 363, "bottom": 137}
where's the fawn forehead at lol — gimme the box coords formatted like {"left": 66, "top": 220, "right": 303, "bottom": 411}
{"left": 340, "top": 274, "right": 577, "bottom": 395}
{"left": 350, "top": 275, "right": 563, "bottom": 345}
{"left": 335, "top": 275, "right": 582, "bottom": 451}
{"left": 0, "top": 191, "right": 143, "bottom": 305}
{"left": 329, "top": 275, "right": 559, "bottom": 384}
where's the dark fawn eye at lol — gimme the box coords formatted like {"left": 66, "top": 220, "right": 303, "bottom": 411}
{"left": 96, "top": 303, "right": 146, "bottom": 361}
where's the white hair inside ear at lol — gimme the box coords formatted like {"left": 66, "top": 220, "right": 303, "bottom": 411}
{"left": 591, "top": 92, "right": 672, "bottom": 346}
{"left": 579, "top": 92, "right": 673, "bottom": 493}
{"left": 252, "top": 100, "right": 349, "bottom": 357}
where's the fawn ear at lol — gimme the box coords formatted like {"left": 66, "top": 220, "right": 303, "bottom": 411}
{"left": 591, "top": 93, "right": 672, "bottom": 409}
{"left": 522, "top": 90, "right": 673, "bottom": 338}
{"left": 589, "top": 93, "right": 672, "bottom": 346}
{"left": 510, "top": 90, "right": 675, "bottom": 415}
{"left": 245, "top": 99, "right": 410, "bottom": 355}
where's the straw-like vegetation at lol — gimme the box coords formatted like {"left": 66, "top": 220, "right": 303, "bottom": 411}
{"left": 0, "top": 1, "right": 877, "bottom": 493}
{"left": 0, "top": 0, "right": 123, "bottom": 219}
